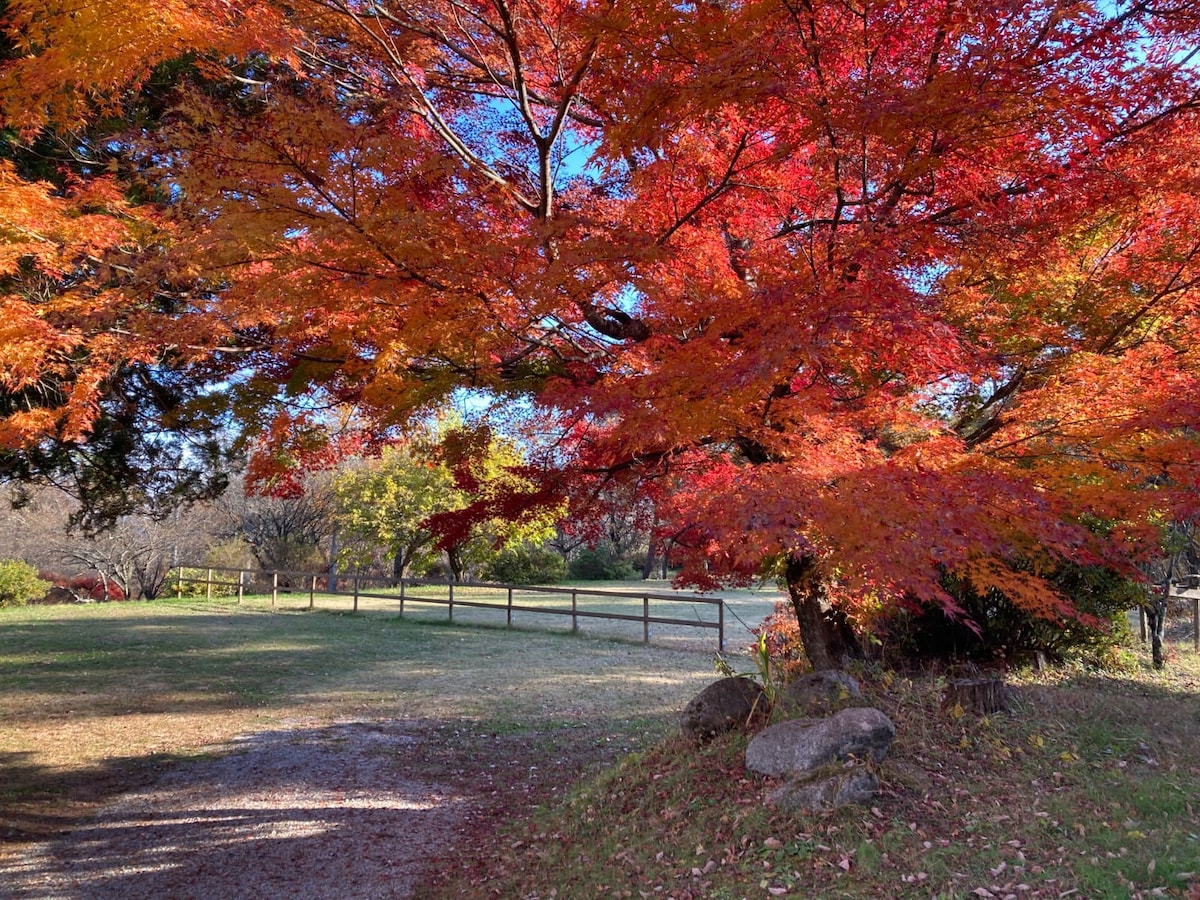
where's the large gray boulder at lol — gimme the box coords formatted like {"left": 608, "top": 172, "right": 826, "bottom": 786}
{"left": 768, "top": 769, "right": 880, "bottom": 813}
{"left": 745, "top": 707, "right": 895, "bottom": 777}
{"left": 681, "top": 677, "right": 766, "bottom": 740}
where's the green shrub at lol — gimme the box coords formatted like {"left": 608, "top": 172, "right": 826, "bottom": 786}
{"left": 567, "top": 547, "right": 639, "bottom": 581}
{"left": 175, "top": 567, "right": 241, "bottom": 597}
{"left": 0, "top": 560, "right": 52, "bottom": 608}
{"left": 204, "top": 537, "right": 257, "bottom": 571}
{"left": 481, "top": 544, "right": 567, "bottom": 584}
{"left": 878, "top": 561, "right": 1138, "bottom": 667}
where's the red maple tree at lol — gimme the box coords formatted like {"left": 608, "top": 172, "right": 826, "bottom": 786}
{"left": 5, "top": 0, "right": 1200, "bottom": 664}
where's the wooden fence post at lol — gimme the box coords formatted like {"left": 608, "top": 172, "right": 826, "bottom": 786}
{"left": 309, "top": 574, "right": 316, "bottom": 610}
{"left": 176, "top": 567, "right": 182, "bottom": 599}
{"left": 507, "top": 586, "right": 513, "bottom": 626}
{"left": 271, "top": 571, "right": 278, "bottom": 608}
{"left": 643, "top": 595, "right": 650, "bottom": 644}
{"left": 718, "top": 601, "right": 725, "bottom": 653}
{"left": 448, "top": 581, "right": 454, "bottom": 622}
{"left": 237, "top": 570, "right": 244, "bottom": 605}
{"left": 399, "top": 579, "right": 405, "bottom": 615}
{"left": 205, "top": 568, "right": 213, "bottom": 600}
{"left": 353, "top": 576, "right": 359, "bottom": 612}
{"left": 571, "top": 589, "right": 578, "bottom": 632}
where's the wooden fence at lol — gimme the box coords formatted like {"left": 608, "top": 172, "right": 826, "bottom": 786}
{"left": 174, "top": 565, "right": 727, "bottom": 651}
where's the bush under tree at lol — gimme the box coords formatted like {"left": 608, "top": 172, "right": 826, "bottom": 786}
{"left": 567, "top": 546, "right": 640, "bottom": 581}
{"left": 0, "top": 560, "right": 51, "bottom": 607}
{"left": 481, "top": 544, "right": 567, "bottom": 584}
{"left": 877, "top": 563, "right": 1139, "bottom": 667}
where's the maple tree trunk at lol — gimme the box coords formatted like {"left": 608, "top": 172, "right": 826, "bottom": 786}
{"left": 447, "top": 546, "right": 466, "bottom": 583}
{"left": 784, "top": 556, "right": 861, "bottom": 672}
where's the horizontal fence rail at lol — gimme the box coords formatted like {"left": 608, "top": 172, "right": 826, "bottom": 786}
{"left": 174, "top": 565, "right": 728, "bottom": 651}
{"left": 173, "top": 565, "right": 1200, "bottom": 655}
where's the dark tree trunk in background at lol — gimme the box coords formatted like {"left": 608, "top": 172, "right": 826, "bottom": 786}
{"left": 447, "top": 546, "right": 466, "bottom": 582}
{"left": 328, "top": 528, "right": 339, "bottom": 592}
{"left": 642, "top": 545, "right": 656, "bottom": 580}
{"left": 1146, "top": 582, "right": 1169, "bottom": 670}
{"left": 784, "top": 555, "right": 861, "bottom": 671}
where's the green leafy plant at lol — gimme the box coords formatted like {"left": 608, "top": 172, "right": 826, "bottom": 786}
{"left": 751, "top": 632, "right": 779, "bottom": 708}
{"left": 481, "top": 543, "right": 567, "bottom": 584}
{"left": 0, "top": 559, "right": 51, "bottom": 607}
{"left": 713, "top": 632, "right": 780, "bottom": 721}
{"left": 175, "top": 568, "right": 240, "bottom": 598}
{"left": 712, "top": 654, "right": 736, "bottom": 678}
{"left": 880, "top": 562, "right": 1139, "bottom": 667}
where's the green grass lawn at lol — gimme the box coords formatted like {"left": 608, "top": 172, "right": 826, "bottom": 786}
{"left": 179, "top": 574, "right": 784, "bottom": 653}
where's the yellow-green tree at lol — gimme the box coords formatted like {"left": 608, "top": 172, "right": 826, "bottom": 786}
{"left": 334, "top": 427, "right": 561, "bottom": 582}
{"left": 333, "top": 445, "right": 455, "bottom": 579}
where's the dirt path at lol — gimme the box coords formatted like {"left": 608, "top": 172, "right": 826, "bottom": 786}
{"left": 0, "top": 718, "right": 573, "bottom": 900}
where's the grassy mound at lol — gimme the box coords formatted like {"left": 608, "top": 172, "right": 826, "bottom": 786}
{"left": 424, "top": 659, "right": 1200, "bottom": 899}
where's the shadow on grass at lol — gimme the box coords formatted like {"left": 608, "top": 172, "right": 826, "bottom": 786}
{"left": 1, "top": 610, "right": 510, "bottom": 716}
{"left": 0, "top": 748, "right": 215, "bottom": 842}
{"left": 2, "top": 608, "right": 718, "bottom": 726}
{"left": 1015, "top": 663, "right": 1200, "bottom": 752}
{"left": 1, "top": 603, "right": 706, "bottom": 890}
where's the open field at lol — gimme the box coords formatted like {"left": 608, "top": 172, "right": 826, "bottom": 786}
{"left": 3, "top": 596, "right": 1198, "bottom": 899}
{"left": 176, "top": 572, "right": 785, "bottom": 652}
{"left": 0, "top": 595, "right": 735, "bottom": 861}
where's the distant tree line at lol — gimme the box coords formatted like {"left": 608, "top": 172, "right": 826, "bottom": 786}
{"left": 0, "top": 425, "right": 674, "bottom": 600}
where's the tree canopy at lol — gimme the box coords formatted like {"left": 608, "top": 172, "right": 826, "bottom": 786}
{"left": 334, "top": 424, "right": 560, "bottom": 580}
{"left": 4, "top": 0, "right": 1200, "bottom": 662}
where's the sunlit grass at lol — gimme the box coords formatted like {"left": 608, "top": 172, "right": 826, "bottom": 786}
{"left": 186, "top": 576, "right": 782, "bottom": 651}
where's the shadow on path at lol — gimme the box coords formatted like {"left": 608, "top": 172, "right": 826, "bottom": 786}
{"left": 0, "top": 722, "right": 472, "bottom": 900}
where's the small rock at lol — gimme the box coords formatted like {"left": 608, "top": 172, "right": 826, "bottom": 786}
{"left": 681, "top": 677, "right": 766, "bottom": 740}
{"left": 882, "top": 759, "right": 933, "bottom": 796}
{"left": 778, "top": 670, "right": 861, "bottom": 717}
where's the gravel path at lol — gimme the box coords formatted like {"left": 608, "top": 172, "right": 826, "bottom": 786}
{"left": 1, "top": 721, "right": 477, "bottom": 900}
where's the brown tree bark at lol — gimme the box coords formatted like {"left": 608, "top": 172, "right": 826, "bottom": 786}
{"left": 784, "top": 555, "right": 861, "bottom": 671}
{"left": 641, "top": 545, "right": 656, "bottom": 580}
{"left": 942, "top": 678, "right": 1010, "bottom": 715}
{"left": 1146, "top": 581, "right": 1169, "bottom": 670}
